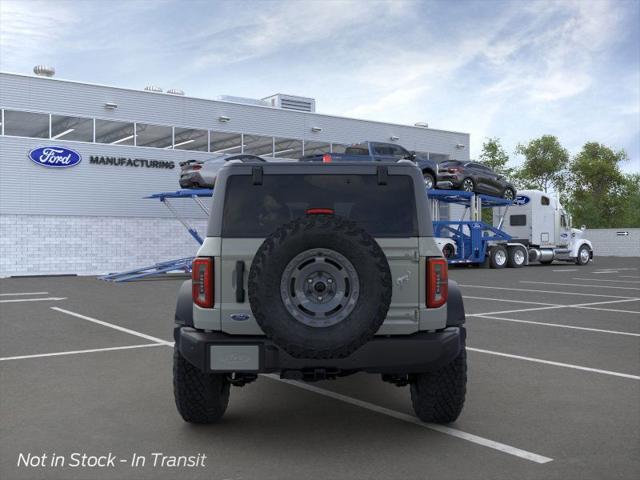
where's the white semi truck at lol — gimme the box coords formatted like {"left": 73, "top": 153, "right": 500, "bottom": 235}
{"left": 493, "top": 190, "right": 593, "bottom": 266}
{"left": 430, "top": 189, "right": 593, "bottom": 267}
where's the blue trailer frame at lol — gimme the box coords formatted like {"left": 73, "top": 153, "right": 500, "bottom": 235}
{"left": 100, "top": 189, "right": 213, "bottom": 282}
{"left": 427, "top": 189, "right": 513, "bottom": 264}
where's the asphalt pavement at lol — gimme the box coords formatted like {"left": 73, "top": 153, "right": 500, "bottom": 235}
{"left": 1, "top": 257, "right": 638, "bottom": 480}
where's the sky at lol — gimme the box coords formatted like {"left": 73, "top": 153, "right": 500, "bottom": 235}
{"left": 1, "top": 0, "right": 639, "bottom": 172}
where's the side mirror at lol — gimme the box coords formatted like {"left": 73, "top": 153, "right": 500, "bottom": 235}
{"left": 408, "top": 150, "right": 416, "bottom": 160}
{"left": 581, "top": 225, "right": 586, "bottom": 231}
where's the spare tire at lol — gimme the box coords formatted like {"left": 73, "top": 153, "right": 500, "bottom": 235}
{"left": 248, "top": 214, "right": 392, "bottom": 359}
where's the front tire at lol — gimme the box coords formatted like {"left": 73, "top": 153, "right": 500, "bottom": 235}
{"left": 576, "top": 245, "right": 591, "bottom": 265}
{"left": 410, "top": 342, "right": 467, "bottom": 424}
{"left": 173, "top": 348, "right": 230, "bottom": 424}
{"left": 461, "top": 178, "right": 475, "bottom": 193}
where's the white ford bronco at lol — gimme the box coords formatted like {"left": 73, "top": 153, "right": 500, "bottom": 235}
{"left": 173, "top": 161, "right": 467, "bottom": 424}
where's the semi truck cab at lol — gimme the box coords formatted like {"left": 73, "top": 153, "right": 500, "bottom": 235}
{"left": 494, "top": 190, "right": 593, "bottom": 265}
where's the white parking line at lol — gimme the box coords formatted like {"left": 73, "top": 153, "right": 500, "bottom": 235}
{"left": 458, "top": 284, "right": 637, "bottom": 299}
{"left": 552, "top": 269, "right": 578, "bottom": 272}
{"left": 573, "top": 278, "right": 640, "bottom": 284}
{"left": 0, "top": 297, "right": 67, "bottom": 303}
{"left": 0, "top": 343, "right": 163, "bottom": 362}
{"left": 0, "top": 292, "right": 49, "bottom": 296}
{"left": 463, "top": 296, "right": 558, "bottom": 307}
{"left": 469, "top": 314, "right": 640, "bottom": 337}
{"left": 51, "top": 307, "right": 174, "bottom": 346}
{"left": 266, "top": 375, "right": 553, "bottom": 464}
{"left": 521, "top": 281, "right": 640, "bottom": 291}
{"left": 467, "top": 347, "right": 640, "bottom": 380}
{"left": 469, "top": 298, "right": 640, "bottom": 317}
{"left": 620, "top": 275, "right": 640, "bottom": 279}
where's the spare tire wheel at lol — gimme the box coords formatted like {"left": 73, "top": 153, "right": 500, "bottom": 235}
{"left": 248, "top": 214, "right": 392, "bottom": 359}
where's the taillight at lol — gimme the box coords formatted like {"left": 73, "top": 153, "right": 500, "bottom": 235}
{"left": 427, "top": 258, "right": 448, "bottom": 308}
{"left": 192, "top": 257, "right": 214, "bottom": 308}
{"left": 322, "top": 153, "right": 332, "bottom": 163}
{"left": 448, "top": 167, "right": 460, "bottom": 173}
{"left": 192, "top": 165, "right": 202, "bottom": 170}
{"left": 306, "top": 208, "right": 334, "bottom": 215}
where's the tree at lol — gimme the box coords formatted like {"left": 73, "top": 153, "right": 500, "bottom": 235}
{"left": 566, "top": 142, "right": 632, "bottom": 228}
{"left": 479, "top": 137, "right": 513, "bottom": 176}
{"left": 515, "top": 135, "right": 569, "bottom": 193}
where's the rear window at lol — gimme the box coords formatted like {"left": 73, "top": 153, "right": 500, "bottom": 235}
{"left": 439, "top": 160, "right": 462, "bottom": 167}
{"left": 344, "top": 145, "right": 370, "bottom": 156}
{"left": 222, "top": 174, "right": 418, "bottom": 237}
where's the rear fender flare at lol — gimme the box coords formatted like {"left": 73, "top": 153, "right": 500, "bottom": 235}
{"left": 175, "top": 280, "right": 194, "bottom": 327}
{"left": 446, "top": 279, "right": 465, "bottom": 326}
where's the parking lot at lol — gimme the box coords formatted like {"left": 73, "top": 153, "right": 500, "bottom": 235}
{"left": 1, "top": 257, "right": 638, "bottom": 480}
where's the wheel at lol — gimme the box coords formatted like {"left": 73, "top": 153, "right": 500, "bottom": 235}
{"left": 442, "top": 243, "right": 455, "bottom": 259}
{"left": 507, "top": 246, "right": 526, "bottom": 268}
{"left": 423, "top": 171, "right": 435, "bottom": 190}
{"left": 248, "top": 214, "right": 392, "bottom": 359}
{"left": 576, "top": 245, "right": 591, "bottom": 265}
{"left": 410, "top": 341, "right": 467, "bottom": 424}
{"left": 173, "top": 347, "right": 230, "bottom": 423}
{"left": 502, "top": 187, "right": 515, "bottom": 201}
{"left": 461, "top": 178, "right": 475, "bottom": 192}
{"left": 489, "top": 245, "right": 508, "bottom": 269}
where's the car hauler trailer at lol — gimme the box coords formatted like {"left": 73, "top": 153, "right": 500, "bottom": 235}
{"left": 429, "top": 189, "right": 593, "bottom": 268}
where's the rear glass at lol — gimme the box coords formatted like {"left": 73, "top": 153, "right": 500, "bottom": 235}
{"left": 222, "top": 174, "right": 417, "bottom": 237}
{"left": 439, "top": 160, "right": 462, "bottom": 167}
{"left": 344, "top": 146, "right": 369, "bottom": 156}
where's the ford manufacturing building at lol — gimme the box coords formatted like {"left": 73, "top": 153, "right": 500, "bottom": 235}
{"left": 0, "top": 69, "right": 470, "bottom": 277}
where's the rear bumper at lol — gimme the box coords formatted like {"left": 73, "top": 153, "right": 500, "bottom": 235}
{"left": 175, "top": 326, "right": 465, "bottom": 375}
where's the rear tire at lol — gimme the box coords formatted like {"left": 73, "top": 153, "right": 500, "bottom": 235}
{"left": 503, "top": 187, "right": 515, "bottom": 201}
{"left": 410, "top": 342, "right": 467, "bottom": 424}
{"left": 507, "top": 246, "right": 526, "bottom": 268}
{"left": 423, "top": 171, "right": 435, "bottom": 190}
{"left": 489, "top": 245, "right": 508, "bottom": 269}
{"left": 173, "top": 348, "right": 230, "bottom": 424}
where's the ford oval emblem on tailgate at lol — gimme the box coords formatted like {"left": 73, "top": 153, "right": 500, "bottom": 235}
{"left": 28, "top": 146, "right": 82, "bottom": 168}
{"left": 230, "top": 313, "right": 251, "bottom": 321}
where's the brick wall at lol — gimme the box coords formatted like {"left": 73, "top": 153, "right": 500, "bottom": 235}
{"left": 0, "top": 215, "right": 206, "bottom": 277}
{"left": 586, "top": 228, "right": 640, "bottom": 257}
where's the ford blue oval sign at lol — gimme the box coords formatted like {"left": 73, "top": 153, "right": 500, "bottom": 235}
{"left": 28, "top": 146, "right": 82, "bottom": 168}
{"left": 514, "top": 195, "right": 530, "bottom": 206}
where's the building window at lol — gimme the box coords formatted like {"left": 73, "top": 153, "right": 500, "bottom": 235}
{"left": 3, "top": 110, "right": 49, "bottom": 138}
{"left": 95, "top": 119, "right": 135, "bottom": 145}
{"left": 173, "top": 127, "right": 208, "bottom": 151}
{"left": 273, "top": 137, "right": 303, "bottom": 159}
{"left": 210, "top": 131, "right": 243, "bottom": 154}
{"left": 303, "top": 140, "right": 330, "bottom": 156}
{"left": 244, "top": 134, "right": 274, "bottom": 156}
{"left": 51, "top": 114, "right": 93, "bottom": 142}
{"left": 135, "top": 123, "right": 173, "bottom": 149}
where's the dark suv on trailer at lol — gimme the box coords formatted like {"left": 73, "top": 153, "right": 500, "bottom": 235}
{"left": 173, "top": 160, "right": 467, "bottom": 424}
{"left": 437, "top": 160, "right": 516, "bottom": 199}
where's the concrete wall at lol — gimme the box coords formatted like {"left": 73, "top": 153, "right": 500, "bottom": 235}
{"left": 0, "top": 215, "right": 207, "bottom": 277}
{"left": 586, "top": 228, "right": 640, "bottom": 257}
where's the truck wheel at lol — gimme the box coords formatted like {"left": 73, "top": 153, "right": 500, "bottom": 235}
{"left": 248, "top": 214, "right": 392, "bottom": 359}
{"left": 173, "top": 347, "right": 230, "bottom": 424}
{"left": 507, "top": 246, "right": 526, "bottom": 268}
{"left": 423, "top": 171, "right": 435, "bottom": 190}
{"left": 489, "top": 245, "right": 507, "bottom": 269}
{"left": 576, "top": 245, "right": 591, "bottom": 265}
{"left": 410, "top": 342, "right": 467, "bottom": 424}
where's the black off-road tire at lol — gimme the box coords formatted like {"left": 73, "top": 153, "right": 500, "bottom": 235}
{"left": 173, "top": 348, "right": 230, "bottom": 424}
{"left": 410, "top": 342, "right": 467, "bottom": 424}
{"left": 248, "top": 214, "right": 392, "bottom": 359}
